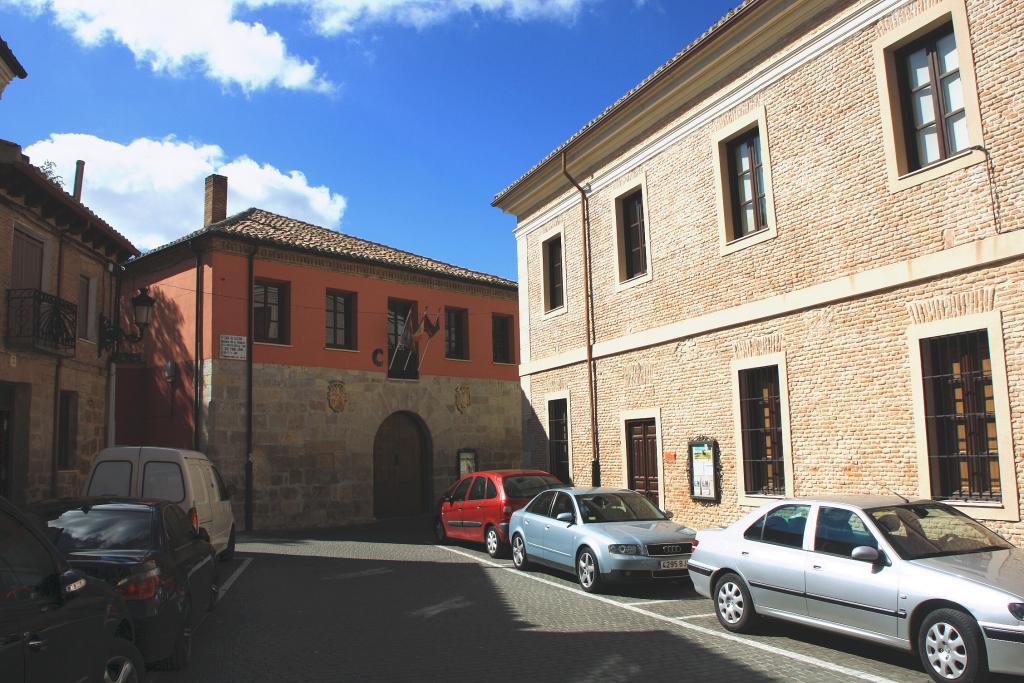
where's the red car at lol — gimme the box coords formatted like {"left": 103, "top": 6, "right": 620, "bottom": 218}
{"left": 434, "top": 470, "right": 562, "bottom": 557}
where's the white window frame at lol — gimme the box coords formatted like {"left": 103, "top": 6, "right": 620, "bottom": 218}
{"left": 609, "top": 174, "right": 653, "bottom": 292}
{"left": 731, "top": 351, "right": 794, "bottom": 507}
{"left": 712, "top": 106, "right": 779, "bottom": 256}
{"left": 618, "top": 407, "right": 665, "bottom": 507}
{"left": 539, "top": 223, "right": 567, "bottom": 320}
{"left": 906, "top": 310, "right": 1019, "bottom": 522}
{"left": 545, "top": 390, "right": 573, "bottom": 483}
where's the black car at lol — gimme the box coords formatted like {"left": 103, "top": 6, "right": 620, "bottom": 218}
{"left": 28, "top": 498, "right": 219, "bottom": 670}
{"left": 0, "top": 495, "right": 145, "bottom": 683}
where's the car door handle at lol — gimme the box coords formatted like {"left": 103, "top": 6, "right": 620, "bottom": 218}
{"left": 812, "top": 565, "right": 822, "bottom": 570}
{"left": 475, "top": 505, "right": 482, "bottom": 509}
{"left": 544, "top": 525, "right": 551, "bottom": 530}
{"left": 741, "top": 551, "right": 749, "bottom": 556}
{"left": 26, "top": 634, "right": 46, "bottom": 652}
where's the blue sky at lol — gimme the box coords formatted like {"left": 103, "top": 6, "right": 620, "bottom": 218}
{"left": 1, "top": 0, "right": 737, "bottom": 280}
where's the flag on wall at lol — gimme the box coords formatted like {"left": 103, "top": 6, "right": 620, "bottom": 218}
{"left": 415, "top": 308, "right": 441, "bottom": 370}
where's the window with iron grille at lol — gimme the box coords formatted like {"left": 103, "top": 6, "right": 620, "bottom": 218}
{"left": 548, "top": 398, "right": 569, "bottom": 484}
{"left": 387, "top": 298, "right": 418, "bottom": 380}
{"left": 738, "top": 365, "right": 786, "bottom": 496}
{"left": 896, "top": 24, "right": 967, "bottom": 172}
{"left": 444, "top": 307, "right": 469, "bottom": 360}
{"left": 727, "top": 128, "right": 767, "bottom": 241}
{"left": 544, "top": 234, "right": 564, "bottom": 311}
{"left": 254, "top": 281, "right": 288, "bottom": 344}
{"left": 619, "top": 190, "right": 647, "bottom": 281}
{"left": 57, "top": 391, "right": 78, "bottom": 470}
{"left": 492, "top": 314, "right": 514, "bottom": 364}
{"left": 77, "top": 275, "right": 91, "bottom": 340}
{"left": 325, "top": 290, "right": 356, "bottom": 350}
{"left": 920, "top": 330, "right": 999, "bottom": 502}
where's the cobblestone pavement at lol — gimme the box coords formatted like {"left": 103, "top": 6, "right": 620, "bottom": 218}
{"left": 147, "top": 516, "right": 999, "bottom": 683}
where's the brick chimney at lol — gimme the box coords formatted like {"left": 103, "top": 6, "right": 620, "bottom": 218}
{"left": 204, "top": 174, "right": 227, "bottom": 226}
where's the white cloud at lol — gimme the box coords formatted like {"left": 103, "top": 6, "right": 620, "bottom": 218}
{"left": 24, "top": 133, "right": 347, "bottom": 251}
{"left": 11, "top": 0, "right": 589, "bottom": 92}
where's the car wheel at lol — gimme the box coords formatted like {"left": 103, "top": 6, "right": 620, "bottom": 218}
{"left": 918, "top": 608, "right": 988, "bottom": 683}
{"left": 164, "top": 596, "right": 193, "bottom": 670}
{"left": 485, "top": 526, "right": 505, "bottom": 558}
{"left": 220, "top": 525, "right": 236, "bottom": 561}
{"left": 714, "top": 572, "right": 757, "bottom": 633}
{"left": 434, "top": 518, "right": 448, "bottom": 544}
{"left": 576, "top": 547, "right": 602, "bottom": 593}
{"left": 103, "top": 638, "right": 144, "bottom": 683}
{"left": 511, "top": 534, "right": 528, "bottom": 570}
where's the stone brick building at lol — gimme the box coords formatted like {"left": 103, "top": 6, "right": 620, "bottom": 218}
{"left": 0, "top": 140, "right": 140, "bottom": 504}
{"left": 495, "top": 0, "right": 1024, "bottom": 543}
{"left": 119, "top": 175, "right": 522, "bottom": 530}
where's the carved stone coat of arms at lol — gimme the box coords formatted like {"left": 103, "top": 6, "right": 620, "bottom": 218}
{"left": 327, "top": 380, "right": 347, "bottom": 413}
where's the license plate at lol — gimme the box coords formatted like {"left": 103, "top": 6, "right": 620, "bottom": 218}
{"left": 659, "top": 559, "right": 688, "bottom": 570}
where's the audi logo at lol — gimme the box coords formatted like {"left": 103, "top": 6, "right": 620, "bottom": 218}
{"left": 663, "top": 545, "right": 683, "bottom": 554}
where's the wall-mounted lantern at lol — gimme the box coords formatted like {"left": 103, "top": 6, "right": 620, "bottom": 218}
{"left": 98, "top": 287, "right": 155, "bottom": 362}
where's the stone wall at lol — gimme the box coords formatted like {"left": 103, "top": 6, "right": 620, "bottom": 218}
{"left": 202, "top": 360, "right": 522, "bottom": 530}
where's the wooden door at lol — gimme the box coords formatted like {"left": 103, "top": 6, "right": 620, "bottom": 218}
{"left": 12, "top": 230, "right": 44, "bottom": 290}
{"left": 373, "top": 412, "right": 426, "bottom": 518}
{"left": 626, "top": 419, "right": 659, "bottom": 506}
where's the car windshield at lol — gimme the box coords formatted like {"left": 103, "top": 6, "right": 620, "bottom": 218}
{"left": 42, "top": 508, "right": 154, "bottom": 554}
{"left": 575, "top": 492, "right": 665, "bottom": 523}
{"left": 867, "top": 503, "right": 1013, "bottom": 560}
{"left": 503, "top": 475, "right": 563, "bottom": 499}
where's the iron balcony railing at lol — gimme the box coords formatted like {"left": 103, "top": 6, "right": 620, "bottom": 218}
{"left": 5, "top": 288, "right": 77, "bottom": 357}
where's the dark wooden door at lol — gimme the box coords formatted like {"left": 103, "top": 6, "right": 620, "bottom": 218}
{"left": 373, "top": 413, "right": 427, "bottom": 518}
{"left": 626, "top": 419, "right": 659, "bottom": 507}
{"left": 12, "top": 230, "right": 44, "bottom": 290}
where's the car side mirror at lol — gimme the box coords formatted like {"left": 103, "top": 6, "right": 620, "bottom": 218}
{"left": 60, "top": 569, "right": 87, "bottom": 599}
{"left": 196, "top": 527, "right": 212, "bottom": 544}
{"left": 556, "top": 511, "right": 574, "bottom": 524}
{"left": 664, "top": 510, "right": 674, "bottom": 520}
{"left": 851, "top": 546, "right": 880, "bottom": 563}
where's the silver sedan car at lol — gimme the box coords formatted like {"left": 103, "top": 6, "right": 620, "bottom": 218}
{"left": 689, "top": 496, "right": 1024, "bottom": 683}
{"left": 508, "top": 487, "right": 696, "bottom": 593}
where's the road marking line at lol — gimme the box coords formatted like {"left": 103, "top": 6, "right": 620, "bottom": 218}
{"left": 436, "top": 545, "right": 899, "bottom": 683}
{"left": 679, "top": 612, "right": 717, "bottom": 620}
{"left": 218, "top": 557, "right": 253, "bottom": 602}
{"left": 627, "top": 599, "right": 679, "bottom": 606}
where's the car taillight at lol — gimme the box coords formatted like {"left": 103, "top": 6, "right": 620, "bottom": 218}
{"left": 118, "top": 569, "right": 160, "bottom": 601}
{"left": 691, "top": 539, "right": 700, "bottom": 550}
{"left": 189, "top": 506, "right": 199, "bottom": 531}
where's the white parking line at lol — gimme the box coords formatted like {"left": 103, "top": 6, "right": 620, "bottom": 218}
{"left": 679, "top": 613, "right": 717, "bottom": 620}
{"left": 627, "top": 599, "right": 679, "bottom": 606}
{"left": 218, "top": 557, "right": 253, "bottom": 602}
{"left": 436, "top": 545, "right": 900, "bottom": 683}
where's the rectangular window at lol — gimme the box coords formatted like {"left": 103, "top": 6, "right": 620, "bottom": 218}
{"left": 491, "top": 314, "right": 514, "bottom": 364}
{"left": 920, "top": 330, "right": 999, "bottom": 502}
{"left": 387, "top": 298, "right": 418, "bottom": 380}
{"left": 253, "top": 280, "right": 289, "bottom": 344}
{"left": 896, "top": 24, "right": 967, "bottom": 171}
{"left": 325, "top": 290, "right": 356, "bottom": 350}
{"left": 727, "top": 128, "right": 768, "bottom": 240}
{"left": 57, "top": 391, "right": 77, "bottom": 470}
{"left": 738, "top": 365, "right": 785, "bottom": 496}
{"left": 548, "top": 399, "right": 569, "bottom": 484}
{"left": 11, "top": 229, "right": 44, "bottom": 290}
{"left": 444, "top": 307, "right": 469, "bottom": 360}
{"left": 77, "top": 275, "right": 91, "bottom": 340}
{"left": 543, "top": 234, "right": 564, "bottom": 311}
{"left": 620, "top": 190, "right": 647, "bottom": 281}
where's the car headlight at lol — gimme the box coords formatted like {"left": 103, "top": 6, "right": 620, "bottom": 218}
{"left": 608, "top": 544, "right": 641, "bottom": 555}
{"left": 1009, "top": 603, "right": 1024, "bottom": 621}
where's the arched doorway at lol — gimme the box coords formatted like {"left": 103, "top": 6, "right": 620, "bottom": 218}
{"left": 372, "top": 412, "right": 432, "bottom": 518}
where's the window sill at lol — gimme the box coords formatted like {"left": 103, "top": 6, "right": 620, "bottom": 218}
{"left": 541, "top": 305, "right": 567, "bottom": 321}
{"left": 78, "top": 338, "right": 96, "bottom": 345}
{"left": 385, "top": 376, "right": 420, "bottom": 383}
{"left": 737, "top": 492, "right": 788, "bottom": 508}
{"left": 944, "top": 499, "right": 1019, "bottom": 522}
{"left": 720, "top": 224, "right": 777, "bottom": 256}
{"left": 889, "top": 148, "right": 985, "bottom": 193}
{"left": 613, "top": 270, "right": 653, "bottom": 293}
{"left": 445, "top": 356, "right": 472, "bottom": 363}
{"left": 492, "top": 361, "right": 517, "bottom": 367}
{"left": 254, "top": 341, "right": 293, "bottom": 348}
{"left": 324, "top": 346, "right": 359, "bottom": 353}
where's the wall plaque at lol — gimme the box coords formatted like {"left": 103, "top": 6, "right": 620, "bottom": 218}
{"left": 220, "top": 335, "right": 247, "bottom": 360}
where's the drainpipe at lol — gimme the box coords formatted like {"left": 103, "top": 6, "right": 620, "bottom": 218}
{"left": 245, "top": 248, "right": 255, "bottom": 531}
{"left": 191, "top": 240, "right": 203, "bottom": 451}
{"left": 560, "top": 152, "right": 601, "bottom": 486}
{"left": 49, "top": 228, "right": 67, "bottom": 497}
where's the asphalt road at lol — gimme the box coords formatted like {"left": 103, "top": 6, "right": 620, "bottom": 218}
{"left": 147, "top": 516, "right": 977, "bottom": 683}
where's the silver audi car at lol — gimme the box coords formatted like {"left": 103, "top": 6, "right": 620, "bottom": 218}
{"left": 508, "top": 487, "right": 696, "bottom": 593}
{"left": 688, "top": 496, "right": 1024, "bottom": 682}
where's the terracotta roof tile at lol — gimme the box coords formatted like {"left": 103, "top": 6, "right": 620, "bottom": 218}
{"left": 142, "top": 208, "right": 517, "bottom": 290}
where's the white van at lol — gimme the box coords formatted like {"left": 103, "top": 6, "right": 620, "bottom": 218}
{"left": 84, "top": 446, "right": 236, "bottom": 559}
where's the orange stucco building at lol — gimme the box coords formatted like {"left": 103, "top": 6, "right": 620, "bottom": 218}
{"left": 118, "top": 175, "right": 522, "bottom": 530}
